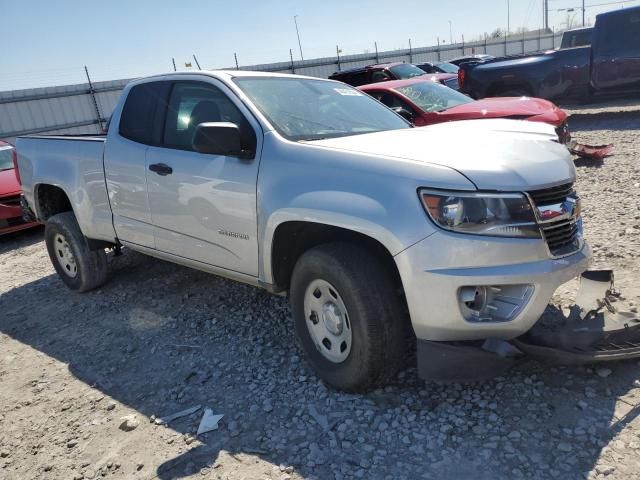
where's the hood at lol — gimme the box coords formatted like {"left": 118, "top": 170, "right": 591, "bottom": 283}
{"left": 440, "top": 97, "right": 567, "bottom": 126}
{"left": 0, "top": 168, "right": 20, "bottom": 196}
{"left": 307, "top": 119, "right": 575, "bottom": 191}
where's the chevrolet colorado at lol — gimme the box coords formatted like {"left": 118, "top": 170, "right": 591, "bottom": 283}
{"left": 17, "top": 71, "right": 593, "bottom": 391}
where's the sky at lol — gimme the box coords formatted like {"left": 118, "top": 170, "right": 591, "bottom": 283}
{"left": 2, "top": 0, "right": 639, "bottom": 91}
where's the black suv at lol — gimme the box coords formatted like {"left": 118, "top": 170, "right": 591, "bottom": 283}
{"left": 329, "top": 62, "right": 427, "bottom": 86}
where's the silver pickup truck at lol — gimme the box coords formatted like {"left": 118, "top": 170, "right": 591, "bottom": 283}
{"left": 16, "top": 71, "right": 595, "bottom": 391}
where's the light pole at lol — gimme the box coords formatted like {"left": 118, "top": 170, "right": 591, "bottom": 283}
{"left": 294, "top": 15, "right": 304, "bottom": 61}
{"left": 507, "top": 0, "right": 510, "bottom": 38}
{"left": 448, "top": 20, "right": 453, "bottom": 44}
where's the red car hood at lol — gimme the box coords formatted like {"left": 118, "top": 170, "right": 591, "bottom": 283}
{"left": 439, "top": 97, "right": 567, "bottom": 126}
{"left": 0, "top": 168, "right": 20, "bottom": 196}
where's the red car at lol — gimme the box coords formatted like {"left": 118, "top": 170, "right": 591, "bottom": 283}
{"left": 0, "top": 141, "right": 39, "bottom": 235}
{"left": 358, "top": 78, "right": 569, "bottom": 142}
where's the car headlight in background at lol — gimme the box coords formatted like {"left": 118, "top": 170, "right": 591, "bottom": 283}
{"left": 419, "top": 189, "right": 541, "bottom": 238}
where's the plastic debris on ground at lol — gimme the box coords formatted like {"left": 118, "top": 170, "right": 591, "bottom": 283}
{"left": 570, "top": 142, "right": 614, "bottom": 160}
{"left": 197, "top": 408, "right": 224, "bottom": 435}
{"left": 154, "top": 405, "right": 201, "bottom": 425}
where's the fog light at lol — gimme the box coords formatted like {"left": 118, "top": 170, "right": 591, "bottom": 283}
{"left": 459, "top": 284, "right": 534, "bottom": 323}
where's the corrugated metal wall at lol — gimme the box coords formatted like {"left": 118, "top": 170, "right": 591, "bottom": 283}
{"left": 0, "top": 33, "right": 562, "bottom": 144}
{"left": 0, "top": 79, "right": 129, "bottom": 144}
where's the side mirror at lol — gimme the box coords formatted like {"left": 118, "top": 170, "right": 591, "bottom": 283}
{"left": 392, "top": 107, "right": 415, "bottom": 122}
{"left": 193, "top": 122, "right": 252, "bottom": 158}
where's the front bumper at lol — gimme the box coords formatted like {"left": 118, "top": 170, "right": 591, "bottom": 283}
{"left": 394, "top": 231, "right": 591, "bottom": 342}
{"left": 0, "top": 193, "right": 40, "bottom": 235}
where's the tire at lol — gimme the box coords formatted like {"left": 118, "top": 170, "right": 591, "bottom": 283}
{"left": 45, "top": 212, "right": 108, "bottom": 292}
{"left": 289, "top": 243, "right": 407, "bottom": 392}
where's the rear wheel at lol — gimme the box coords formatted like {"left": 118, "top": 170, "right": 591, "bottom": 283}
{"left": 289, "top": 243, "right": 407, "bottom": 392}
{"left": 45, "top": 212, "right": 108, "bottom": 292}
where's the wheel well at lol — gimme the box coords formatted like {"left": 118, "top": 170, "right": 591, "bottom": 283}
{"left": 271, "top": 222, "right": 404, "bottom": 296}
{"left": 36, "top": 184, "right": 72, "bottom": 221}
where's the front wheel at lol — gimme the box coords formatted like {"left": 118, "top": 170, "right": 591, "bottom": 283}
{"left": 45, "top": 212, "right": 108, "bottom": 292}
{"left": 289, "top": 243, "right": 407, "bottom": 392}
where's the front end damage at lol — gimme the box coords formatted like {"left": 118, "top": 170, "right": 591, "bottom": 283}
{"left": 418, "top": 270, "right": 640, "bottom": 381}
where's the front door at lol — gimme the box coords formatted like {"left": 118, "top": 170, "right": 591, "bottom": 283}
{"left": 592, "top": 11, "right": 640, "bottom": 92}
{"left": 146, "top": 80, "right": 261, "bottom": 276}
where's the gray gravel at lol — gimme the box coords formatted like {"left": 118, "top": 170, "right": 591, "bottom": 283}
{"left": 1, "top": 103, "right": 640, "bottom": 480}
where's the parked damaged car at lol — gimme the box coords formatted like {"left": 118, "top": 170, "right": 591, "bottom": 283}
{"left": 0, "top": 141, "right": 39, "bottom": 235}
{"left": 16, "top": 71, "right": 638, "bottom": 390}
{"left": 329, "top": 62, "right": 458, "bottom": 89}
{"left": 359, "top": 78, "right": 613, "bottom": 159}
{"left": 359, "top": 78, "right": 568, "bottom": 135}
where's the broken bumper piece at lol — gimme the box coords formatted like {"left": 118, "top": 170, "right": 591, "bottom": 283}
{"left": 569, "top": 141, "right": 613, "bottom": 160}
{"left": 515, "top": 270, "right": 640, "bottom": 364}
{"left": 417, "top": 270, "right": 640, "bottom": 381}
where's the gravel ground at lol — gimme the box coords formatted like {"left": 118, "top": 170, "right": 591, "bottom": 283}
{"left": 1, "top": 104, "right": 640, "bottom": 480}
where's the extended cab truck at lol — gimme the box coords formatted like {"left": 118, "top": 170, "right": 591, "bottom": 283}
{"left": 17, "top": 71, "right": 592, "bottom": 391}
{"left": 459, "top": 6, "right": 640, "bottom": 102}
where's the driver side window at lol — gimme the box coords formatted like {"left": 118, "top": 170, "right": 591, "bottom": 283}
{"left": 162, "top": 81, "right": 255, "bottom": 151}
{"left": 373, "top": 92, "right": 416, "bottom": 114}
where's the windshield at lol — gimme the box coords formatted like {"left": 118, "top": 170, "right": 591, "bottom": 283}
{"left": 396, "top": 81, "right": 474, "bottom": 113}
{"left": 388, "top": 64, "right": 427, "bottom": 79}
{"left": 0, "top": 147, "right": 14, "bottom": 171}
{"left": 233, "top": 77, "right": 410, "bottom": 141}
{"left": 435, "top": 62, "right": 459, "bottom": 74}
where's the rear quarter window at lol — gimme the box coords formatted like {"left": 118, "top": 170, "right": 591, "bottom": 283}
{"left": 119, "top": 82, "right": 169, "bottom": 144}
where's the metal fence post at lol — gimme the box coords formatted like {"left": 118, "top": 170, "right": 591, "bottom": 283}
{"left": 484, "top": 34, "right": 487, "bottom": 54}
{"left": 84, "top": 66, "right": 103, "bottom": 132}
{"left": 522, "top": 32, "right": 525, "bottom": 54}
{"left": 336, "top": 45, "right": 341, "bottom": 71}
{"left": 437, "top": 37, "right": 441, "bottom": 61}
{"left": 171, "top": 58, "right": 177, "bottom": 72}
{"left": 408, "top": 38, "right": 413, "bottom": 63}
{"left": 289, "top": 49, "right": 296, "bottom": 73}
{"left": 462, "top": 35, "right": 465, "bottom": 55}
{"left": 552, "top": 26, "right": 556, "bottom": 49}
{"left": 375, "top": 42, "right": 379, "bottom": 63}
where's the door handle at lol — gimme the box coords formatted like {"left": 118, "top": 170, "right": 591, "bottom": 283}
{"left": 149, "top": 163, "right": 173, "bottom": 176}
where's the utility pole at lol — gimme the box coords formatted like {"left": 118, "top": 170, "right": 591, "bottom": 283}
{"left": 582, "top": 0, "right": 585, "bottom": 26}
{"left": 507, "top": 0, "right": 510, "bottom": 38}
{"left": 234, "top": 53, "right": 239, "bottom": 70}
{"left": 293, "top": 15, "right": 304, "bottom": 61}
{"left": 171, "top": 58, "right": 177, "bottom": 72}
{"left": 192, "top": 54, "right": 201, "bottom": 70}
{"left": 543, "top": 0, "right": 549, "bottom": 31}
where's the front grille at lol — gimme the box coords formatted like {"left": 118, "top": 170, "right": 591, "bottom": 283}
{"left": 540, "top": 218, "right": 580, "bottom": 255}
{"left": 0, "top": 194, "right": 21, "bottom": 208}
{"left": 528, "top": 183, "right": 581, "bottom": 257}
{"left": 528, "top": 183, "right": 575, "bottom": 206}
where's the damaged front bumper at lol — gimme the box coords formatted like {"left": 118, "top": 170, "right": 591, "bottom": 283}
{"left": 418, "top": 270, "right": 640, "bottom": 381}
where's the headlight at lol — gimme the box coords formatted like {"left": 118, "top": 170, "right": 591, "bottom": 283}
{"left": 419, "top": 189, "right": 541, "bottom": 238}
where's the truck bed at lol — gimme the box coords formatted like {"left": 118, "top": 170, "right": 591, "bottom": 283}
{"left": 16, "top": 134, "right": 116, "bottom": 244}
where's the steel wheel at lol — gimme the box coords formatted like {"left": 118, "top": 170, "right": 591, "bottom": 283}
{"left": 53, "top": 233, "right": 78, "bottom": 278}
{"left": 304, "top": 279, "right": 353, "bottom": 363}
